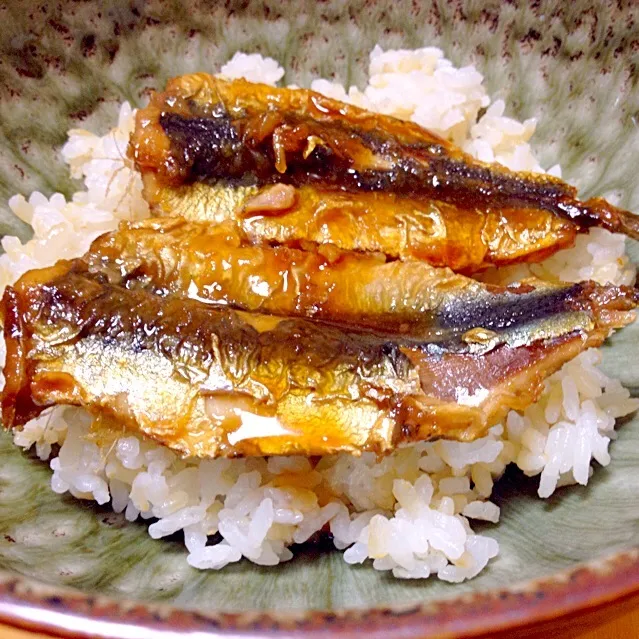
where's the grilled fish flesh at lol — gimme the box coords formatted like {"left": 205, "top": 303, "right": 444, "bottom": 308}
{"left": 2, "top": 260, "right": 636, "bottom": 457}
{"left": 129, "top": 75, "right": 639, "bottom": 272}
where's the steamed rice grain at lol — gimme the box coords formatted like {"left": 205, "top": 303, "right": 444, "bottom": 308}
{"left": 0, "top": 45, "right": 636, "bottom": 581}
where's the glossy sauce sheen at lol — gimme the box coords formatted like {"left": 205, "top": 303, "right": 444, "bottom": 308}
{"left": 145, "top": 182, "right": 577, "bottom": 273}
{"left": 1, "top": 261, "right": 636, "bottom": 457}
{"left": 128, "top": 74, "right": 639, "bottom": 274}
{"left": 86, "top": 217, "right": 631, "bottom": 351}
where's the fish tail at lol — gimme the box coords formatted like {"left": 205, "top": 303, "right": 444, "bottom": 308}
{"left": 584, "top": 197, "right": 639, "bottom": 240}
{"left": 574, "top": 280, "right": 639, "bottom": 331}
{"left": 615, "top": 207, "right": 639, "bottom": 241}
{"left": 586, "top": 280, "right": 639, "bottom": 308}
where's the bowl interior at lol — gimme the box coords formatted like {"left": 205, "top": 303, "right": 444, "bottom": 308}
{"left": 0, "top": 0, "right": 638, "bottom": 614}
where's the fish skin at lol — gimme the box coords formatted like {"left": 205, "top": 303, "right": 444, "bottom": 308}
{"left": 145, "top": 182, "right": 577, "bottom": 273}
{"left": 2, "top": 261, "right": 417, "bottom": 457}
{"left": 1, "top": 261, "right": 636, "bottom": 457}
{"left": 85, "top": 217, "right": 631, "bottom": 354}
{"left": 128, "top": 74, "right": 639, "bottom": 274}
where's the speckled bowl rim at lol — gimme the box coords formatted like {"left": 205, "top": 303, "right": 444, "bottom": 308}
{"left": 0, "top": 547, "right": 637, "bottom": 638}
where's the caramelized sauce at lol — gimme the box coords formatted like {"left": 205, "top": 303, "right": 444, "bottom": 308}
{"left": 2, "top": 77, "right": 638, "bottom": 460}
{"left": 1, "top": 261, "right": 636, "bottom": 457}
{"left": 82, "top": 218, "right": 639, "bottom": 354}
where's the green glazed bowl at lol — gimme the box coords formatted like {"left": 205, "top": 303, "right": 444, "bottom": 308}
{"left": 1, "top": 1, "right": 639, "bottom": 637}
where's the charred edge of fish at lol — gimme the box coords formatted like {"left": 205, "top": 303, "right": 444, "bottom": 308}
{"left": 159, "top": 112, "right": 256, "bottom": 187}
{"left": 159, "top": 111, "right": 347, "bottom": 187}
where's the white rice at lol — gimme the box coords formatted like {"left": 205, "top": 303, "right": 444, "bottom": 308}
{"left": 1, "top": 46, "right": 637, "bottom": 581}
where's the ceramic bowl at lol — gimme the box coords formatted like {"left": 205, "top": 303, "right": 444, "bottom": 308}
{"left": 0, "top": 1, "right": 639, "bottom": 637}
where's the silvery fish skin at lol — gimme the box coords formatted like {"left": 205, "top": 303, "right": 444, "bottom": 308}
{"left": 86, "top": 217, "right": 632, "bottom": 353}
{"left": 145, "top": 183, "right": 577, "bottom": 274}
{"left": 2, "top": 261, "right": 636, "bottom": 457}
{"left": 129, "top": 74, "right": 639, "bottom": 272}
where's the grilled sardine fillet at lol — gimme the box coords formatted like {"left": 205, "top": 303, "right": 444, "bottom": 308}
{"left": 2, "top": 261, "right": 636, "bottom": 457}
{"left": 129, "top": 75, "right": 639, "bottom": 272}
{"left": 145, "top": 184, "right": 577, "bottom": 273}
{"left": 86, "top": 217, "right": 632, "bottom": 347}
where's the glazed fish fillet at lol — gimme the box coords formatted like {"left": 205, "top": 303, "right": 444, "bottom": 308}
{"left": 129, "top": 75, "right": 639, "bottom": 272}
{"left": 2, "top": 261, "right": 636, "bottom": 457}
{"left": 86, "top": 217, "right": 629, "bottom": 348}
{"left": 145, "top": 184, "right": 577, "bottom": 273}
